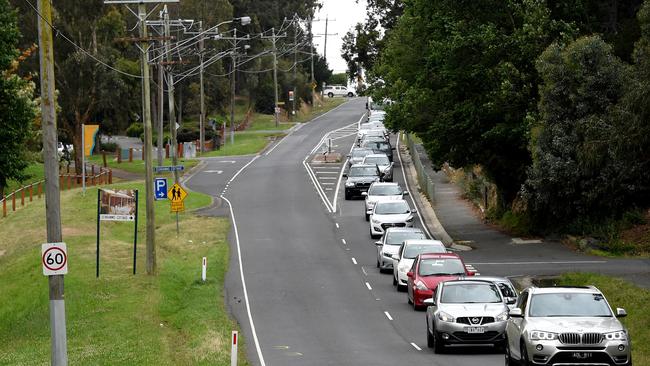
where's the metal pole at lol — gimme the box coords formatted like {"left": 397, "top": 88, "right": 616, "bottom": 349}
{"left": 323, "top": 16, "right": 328, "bottom": 61}
{"left": 36, "top": 0, "right": 67, "bottom": 363}
{"left": 199, "top": 21, "right": 205, "bottom": 154}
{"left": 292, "top": 23, "right": 297, "bottom": 117}
{"left": 82, "top": 124, "right": 86, "bottom": 194}
{"left": 230, "top": 28, "right": 237, "bottom": 146}
{"left": 272, "top": 27, "right": 279, "bottom": 128}
{"left": 309, "top": 20, "right": 315, "bottom": 83}
{"left": 164, "top": 6, "right": 179, "bottom": 183}
{"left": 139, "top": 3, "right": 156, "bottom": 275}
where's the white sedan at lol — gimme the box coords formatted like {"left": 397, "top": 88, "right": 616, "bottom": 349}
{"left": 391, "top": 239, "right": 447, "bottom": 290}
{"left": 362, "top": 182, "right": 406, "bottom": 220}
{"left": 369, "top": 200, "right": 416, "bottom": 239}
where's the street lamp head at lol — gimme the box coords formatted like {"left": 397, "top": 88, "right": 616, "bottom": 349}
{"left": 244, "top": 44, "right": 251, "bottom": 50}
{"left": 239, "top": 16, "right": 251, "bottom": 26}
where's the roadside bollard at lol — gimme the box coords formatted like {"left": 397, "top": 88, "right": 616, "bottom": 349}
{"left": 202, "top": 257, "right": 207, "bottom": 282}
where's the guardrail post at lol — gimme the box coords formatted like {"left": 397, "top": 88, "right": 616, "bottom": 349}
{"left": 12, "top": 193, "right": 16, "bottom": 211}
{"left": 129, "top": 148, "right": 133, "bottom": 162}
{"left": 108, "top": 169, "right": 113, "bottom": 184}
{"left": 102, "top": 151, "right": 107, "bottom": 167}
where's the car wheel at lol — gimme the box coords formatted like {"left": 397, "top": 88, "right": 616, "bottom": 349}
{"left": 520, "top": 341, "right": 531, "bottom": 366}
{"left": 504, "top": 340, "right": 515, "bottom": 366}
{"left": 392, "top": 275, "right": 397, "bottom": 286}
{"left": 376, "top": 259, "right": 380, "bottom": 268}
{"left": 328, "top": 92, "right": 334, "bottom": 98}
{"left": 347, "top": 92, "right": 353, "bottom": 97}
{"left": 345, "top": 191, "right": 351, "bottom": 200}
{"left": 426, "top": 319, "right": 434, "bottom": 348}
{"left": 365, "top": 213, "right": 369, "bottom": 221}
{"left": 397, "top": 283, "right": 406, "bottom": 292}
{"left": 433, "top": 325, "right": 445, "bottom": 354}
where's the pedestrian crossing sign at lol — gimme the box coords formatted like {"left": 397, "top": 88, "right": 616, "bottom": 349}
{"left": 168, "top": 183, "right": 187, "bottom": 212}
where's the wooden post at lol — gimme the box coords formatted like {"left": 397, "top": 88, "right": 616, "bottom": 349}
{"left": 142, "top": 148, "right": 145, "bottom": 161}
{"left": 129, "top": 148, "right": 133, "bottom": 162}
{"left": 102, "top": 151, "right": 107, "bottom": 167}
{"left": 59, "top": 176, "right": 64, "bottom": 190}
{"left": 38, "top": 182, "right": 42, "bottom": 198}
{"left": 117, "top": 149, "right": 121, "bottom": 164}
{"left": 165, "top": 144, "right": 169, "bottom": 158}
{"left": 21, "top": 188, "right": 25, "bottom": 206}
{"left": 2, "top": 197, "right": 6, "bottom": 217}
{"left": 67, "top": 175, "right": 71, "bottom": 190}
{"left": 91, "top": 165, "right": 95, "bottom": 176}
{"left": 109, "top": 169, "right": 113, "bottom": 184}
{"left": 12, "top": 193, "right": 16, "bottom": 211}
{"left": 29, "top": 185, "right": 33, "bottom": 201}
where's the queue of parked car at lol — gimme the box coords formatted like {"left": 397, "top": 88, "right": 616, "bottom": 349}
{"left": 341, "top": 105, "right": 633, "bottom": 365}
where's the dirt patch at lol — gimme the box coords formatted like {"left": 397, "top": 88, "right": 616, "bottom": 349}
{"left": 63, "top": 226, "right": 87, "bottom": 237}
{"left": 620, "top": 209, "right": 650, "bottom": 255}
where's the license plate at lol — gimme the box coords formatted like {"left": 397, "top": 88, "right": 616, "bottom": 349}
{"left": 464, "top": 326, "right": 485, "bottom": 334}
{"left": 572, "top": 352, "right": 592, "bottom": 359}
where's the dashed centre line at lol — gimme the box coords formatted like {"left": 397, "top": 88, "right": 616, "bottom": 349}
{"left": 341, "top": 239, "right": 347, "bottom": 245}
{"left": 351, "top": 257, "right": 357, "bottom": 265}
{"left": 410, "top": 342, "right": 422, "bottom": 351}
{"left": 384, "top": 311, "right": 393, "bottom": 321}
{"left": 365, "top": 282, "right": 372, "bottom": 291}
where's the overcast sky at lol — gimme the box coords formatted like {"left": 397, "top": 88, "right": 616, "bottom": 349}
{"left": 312, "top": 0, "right": 368, "bottom": 74}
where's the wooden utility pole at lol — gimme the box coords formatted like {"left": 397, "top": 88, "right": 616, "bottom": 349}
{"left": 157, "top": 48, "right": 164, "bottom": 166}
{"left": 198, "top": 21, "right": 205, "bottom": 153}
{"left": 292, "top": 22, "right": 298, "bottom": 117}
{"left": 36, "top": 0, "right": 67, "bottom": 363}
{"left": 272, "top": 28, "right": 279, "bottom": 127}
{"left": 230, "top": 28, "right": 237, "bottom": 145}
{"left": 138, "top": 3, "right": 157, "bottom": 274}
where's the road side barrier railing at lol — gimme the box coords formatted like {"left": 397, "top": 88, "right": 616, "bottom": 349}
{"left": 405, "top": 133, "right": 436, "bottom": 203}
{"left": 1, "top": 167, "right": 112, "bottom": 219}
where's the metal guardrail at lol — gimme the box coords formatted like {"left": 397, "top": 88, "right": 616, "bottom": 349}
{"left": 405, "top": 133, "right": 435, "bottom": 203}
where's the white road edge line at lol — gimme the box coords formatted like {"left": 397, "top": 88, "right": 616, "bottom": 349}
{"left": 397, "top": 133, "right": 432, "bottom": 238}
{"left": 471, "top": 260, "right": 608, "bottom": 265}
{"left": 351, "top": 257, "right": 357, "bottom": 265}
{"left": 332, "top": 114, "right": 367, "bottom": 212}
{"left": 365, "top": 282, "right": 372, "bottom": 291}
{"left": 384, "top": 311, "right": 393, "bottom": 321}
{"left": 303, "top": 157, "right": 333, "bottom": 213}
{"left": 411, "top": 342, "right": 422, "bottom": 351}
{"left": 228, "top": 155, "right": 260, "bottom": 185}
{"left": 221, "top": 196, "right": 267, "bottom": 366}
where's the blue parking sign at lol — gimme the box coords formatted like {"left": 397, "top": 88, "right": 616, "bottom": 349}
{"left": 154, "top": 178, "right": 168, "bottom": 200}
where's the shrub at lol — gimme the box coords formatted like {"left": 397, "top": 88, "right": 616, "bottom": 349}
{"left": 100, "top": 142, "right": 119, "bottom": 152}
{"left": 125, "top": 122, "right": 144, "bottom": 137}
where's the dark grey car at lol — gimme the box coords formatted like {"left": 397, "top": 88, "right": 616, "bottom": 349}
{"left": 344, "top": 164, "right": 382, "bottom": 200}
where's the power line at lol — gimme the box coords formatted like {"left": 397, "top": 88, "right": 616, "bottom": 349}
{"left": 22, "top": 0, "right": 144, "bottom": 79}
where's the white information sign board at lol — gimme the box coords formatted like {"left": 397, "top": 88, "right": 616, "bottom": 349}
{"left": 42, "top": 242, "right": 68, "bottom": 276}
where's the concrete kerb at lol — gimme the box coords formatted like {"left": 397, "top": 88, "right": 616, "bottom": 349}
{"left": 398, "top": 137, "right": 471, "bottom": 252}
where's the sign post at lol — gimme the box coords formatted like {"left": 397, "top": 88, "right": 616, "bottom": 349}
{"left": 154, "top": 177, "right": 168, "bottom": 200}
{"left": 168, "top": 183, "right": 187, "bottom": 236}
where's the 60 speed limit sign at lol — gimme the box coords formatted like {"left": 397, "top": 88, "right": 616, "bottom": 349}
{"left": 41, "top": 242, "right": 68, "bottom": 276}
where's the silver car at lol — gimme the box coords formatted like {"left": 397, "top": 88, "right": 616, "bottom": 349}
{"left": 505, "top": 286, "right": 631, "bottom": 366}
{"left": 425, "top": 280, "right": 509, "bottom": 353}
{"left": 457, "top": 276, "right": 518, "bottom": 309}
{"left": 362, "top": 182, "right": 407, "bottom": 220}
{"left": 346, "top": 148, "right": 375, "bottom": 168}
{"left": 374, "top": 227, "right": 426, "bottom": 272}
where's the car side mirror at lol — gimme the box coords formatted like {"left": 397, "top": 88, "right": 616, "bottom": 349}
{"left": 406, "top": 271, "right": 414, "bottom": 278}
{"left": 616, "top": 308, "right": 627, "bottom": 318}
{"left": 361, "top": 192, "right": 368, "bottom": 196}
{"left": 375, "top": 241, "right": 383, "bottom": 246}
{"left": 505, "top": 297, "right": 517, "bottom": 305}
{"left": 411, "top": 208, "right": 417, "bottom": 213}
{"left": 403, "top": 191, "right": 409, "bottom": 196}
{"left": 343, "top": 173, "right": 347, "bottom": 178}
{"left": 423, "top": 298, "right": 435, "bottom": 306}
{"left": 509, "top": 308, "right": 522, "bottom": 318}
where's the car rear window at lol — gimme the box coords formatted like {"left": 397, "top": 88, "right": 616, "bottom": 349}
{"left": 403, "top": 244, "right": 444, "bottom": 258}
{"left": 441, "top": 283, "right": 502, "bottom": 304}
{"left": 369, "top": 185, "right": 402, "bottom": 196}
{"left": 349, "top": 166, "right": 379, "bottom": 176}
{"left": 374, "top": 201, "right": 409, "bottom": 215}
{"left": 419, "top": 258, "right": 465, "bottom": 276}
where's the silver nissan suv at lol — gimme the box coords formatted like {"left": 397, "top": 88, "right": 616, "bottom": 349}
{"left": 505, "top": 286, "right": 631, "bottom": 366}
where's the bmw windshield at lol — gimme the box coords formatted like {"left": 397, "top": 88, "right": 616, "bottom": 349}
{"left": 529, "top": 293, "right": 613, "bottom": 317}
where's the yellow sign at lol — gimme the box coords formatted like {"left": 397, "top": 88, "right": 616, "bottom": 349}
{"left": 310, "top": 81, "right": 317, "bottom": 90}
{"left": 83, "top": 124, "right": 100, "bottom": 157}
{"left": 168, "top": 183, "right": 187, "bottom": 212}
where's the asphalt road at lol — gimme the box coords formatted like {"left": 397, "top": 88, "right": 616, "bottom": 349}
{"left": 186, "top": 98, "right": 649, "bottom": 366}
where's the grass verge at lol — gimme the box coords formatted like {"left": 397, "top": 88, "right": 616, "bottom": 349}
{"left": 558, "top": 273, "right": 649, "bottom": 365}
{"left": 86, "top": 156, "right": 199, "bottom": 177}
{"left": 202, "top": 132, "right": 284, "bottom": 157}
{"left": 0, "top": 182, "right": 249, "bottom": 365}
{"left": 5, "top": 162, "right": 45, "bottom": 194}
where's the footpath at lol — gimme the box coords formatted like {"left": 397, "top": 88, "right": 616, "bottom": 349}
{"left": 399, "top": 134, "right": 650, "bottom": 288}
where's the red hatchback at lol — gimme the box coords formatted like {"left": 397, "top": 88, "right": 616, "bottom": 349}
{"left": 406, "top": 253, "right": 474, "bottom": 310}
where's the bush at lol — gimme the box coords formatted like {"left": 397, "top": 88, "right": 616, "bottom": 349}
{"left": 125, "top": 122, "right": 143, "bottom": 137}
{"left": 100, "top": 142, "right": 119, "bottom": 152}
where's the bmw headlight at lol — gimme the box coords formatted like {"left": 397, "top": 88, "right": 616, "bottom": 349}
{"left": 406, "top": 216, "right": 414, "bottom": 222}
{"left": 495, "top": 311, "right": 508, "bottom": 322}
{"left": 437, "top": 311, "right": 455, "bottom": 322}
{"left": 605, "top": 330, "right": 627, "bottom": 341}
{"left": 415, "top": 280, "right": 428, "bottom": 291}
{"left": 529, "top": 330, "right": 558, "bottom": 341}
